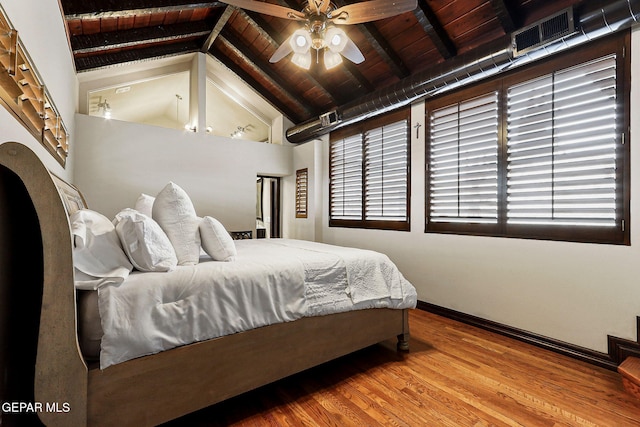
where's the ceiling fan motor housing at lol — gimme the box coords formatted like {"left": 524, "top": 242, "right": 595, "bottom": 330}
{"left": 308, "top": 15, "right": 328, "bottom": 50}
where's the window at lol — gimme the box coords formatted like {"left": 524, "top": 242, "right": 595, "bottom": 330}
{"left": 429, "top": 91, "right": 499, "bottom": 225}
{"left": 295, "top": 168, "right": 308, "bottom": 218}
{"left": 330, "top": 109, "right": 410, "bottom": 231}
{"left": 426, "top": 33, "right": 630, "bottom": 244}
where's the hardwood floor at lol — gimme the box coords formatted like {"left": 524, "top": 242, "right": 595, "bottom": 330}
{"left": 162, "top": 309, "right": 640, "bottom": 426}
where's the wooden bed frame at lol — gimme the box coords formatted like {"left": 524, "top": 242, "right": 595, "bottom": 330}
{"left": 0, "top": 142, "right": 410, "bottom": 427}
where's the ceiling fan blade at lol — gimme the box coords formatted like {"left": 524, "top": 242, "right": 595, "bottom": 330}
{"left": 308, "top": 0, "right": 331, "bottom": 14}
{"left": 269, "top": 39, "right": 293, "bottom": 63}
{"left": 329, "top": 0, "right": 417, "bottom": 25}
{"left": 220, "top": 0, "right": 305, "bottom": 20}
{"left": 340, "top": 38, "right": 365, "bottom": 64}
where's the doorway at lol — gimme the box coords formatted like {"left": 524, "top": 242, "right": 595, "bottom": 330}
{"left": 256, "top": 176, "right": 281, "bottom": 238}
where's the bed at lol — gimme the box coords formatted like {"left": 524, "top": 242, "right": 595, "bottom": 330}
{"left": 0, "top": 141, "right": 415, "bottom": 427}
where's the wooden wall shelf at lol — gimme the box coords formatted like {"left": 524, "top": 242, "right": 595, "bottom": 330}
{"left": 0, "top": 5, "right": 69, "bottom": 167}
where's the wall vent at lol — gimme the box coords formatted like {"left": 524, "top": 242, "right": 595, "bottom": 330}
{"left": 512, "top": 7, "right": 576, "bottom": 57}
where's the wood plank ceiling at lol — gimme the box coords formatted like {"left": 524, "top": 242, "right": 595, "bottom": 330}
{"left": 60, "top": 0, "right": 585, "bottom": 124}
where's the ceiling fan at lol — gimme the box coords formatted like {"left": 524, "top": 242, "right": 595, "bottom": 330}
{"left": 219, "top": 0, "right": 418, "bottom": 70}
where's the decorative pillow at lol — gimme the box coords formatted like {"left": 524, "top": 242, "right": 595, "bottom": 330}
{"left": 114, "top": 208, "right": 178, "bottom": 272}
{"left": 134, "top": 193, "right": 155, "bottom": 217}
{"left": 199, "top": 216, "right": 237, "bottom": 261}
{"left": 152, "top": 182, "right": 201, "bottom": 265}
{"left": 70, "top": 209, "right": 133, "bottom": 289}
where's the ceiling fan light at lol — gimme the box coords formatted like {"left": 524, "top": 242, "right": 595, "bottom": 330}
{"left": 325, "top": 27, "right": 348, "bottom": 52}
{"left": 324, "top": 50, "right": 343, "bottom": 70}
{"left": 291, "top": 52, "right": 312, "bottom": 69}
{"left": 290, "top": 29, "right": 312, "bottom": 54}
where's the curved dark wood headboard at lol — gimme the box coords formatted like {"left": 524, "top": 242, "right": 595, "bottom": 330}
{"left": 0, "top": 142, "right": 87, "bottom": 426}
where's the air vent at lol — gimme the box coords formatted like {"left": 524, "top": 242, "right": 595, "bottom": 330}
{"left": 320, "top": 110, "right": 341, "bottom": 127}
{"left": 512, "top": 7, "right": 576, "bottom": 57}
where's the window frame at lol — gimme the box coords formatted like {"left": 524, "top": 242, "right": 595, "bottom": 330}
{"left": 330, "top": 108, "right": 411, "bottom": 231}
{"left": 425, "top": 32, "right": 630, "bottom": 245}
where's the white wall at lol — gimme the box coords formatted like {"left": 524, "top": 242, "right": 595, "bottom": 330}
{"left": 300, "top": 26, "right": 640, "bottom": 354}
{"left": 282, "top": 138, "right": 324, "bottom": 241}
{"left": 73, "top": 114, "right": 292, "bottom": 234}
{"left": 0, "top": 0, "right": 77, "bottom": 181}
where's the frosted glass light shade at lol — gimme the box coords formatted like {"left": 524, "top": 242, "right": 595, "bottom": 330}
{"left": 290, "top": 29, "right": 312, "bottom": 54}
{"left": 325, "top": 27, "right": 348, "bottom": 53}
{"left": 324, "top": 50, "right": 343, "bottom": 69}
{"left": 291, "top": 51, "right": 312, "bottom": 69}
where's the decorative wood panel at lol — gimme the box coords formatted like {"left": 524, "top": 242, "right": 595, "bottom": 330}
{"left": 0, "top": 6, "right": 69, "bottom": 167}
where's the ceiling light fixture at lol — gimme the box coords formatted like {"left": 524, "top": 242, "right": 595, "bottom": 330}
{"left": 97, "top": 97, "right": 111, "bottom": 119}
{"left": 231, "top": 124, "right": 251, "bottom": 139}
{"left": 270, "top": 14, "right": 364, "bottom": 70}
{"left": 219, "top": 0, "right": 417, "bottom": 70}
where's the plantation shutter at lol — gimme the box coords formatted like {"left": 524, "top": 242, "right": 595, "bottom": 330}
{"left": 330, "top": 133, "right": 363, "bottom": 220}
{"left": 429, "top": 92, "right": 499, "bottom": 223}
{"left": 506, "top": 55, "right": 618, "bottom": 227}
{"left": 364, "top": 120, "right": 409, "bottom": 221}
{"left": 295, "top": 168, "right": 308, "bottom": 218}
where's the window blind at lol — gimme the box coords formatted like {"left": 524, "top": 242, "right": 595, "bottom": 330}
{"left": 295, "top": 168, "right": 308, "bottom": 218}
{"left": 329, "top": 109, "right": 410, "bottom": 230}
{"left": 364, "top": 120, "right": 409, "bottom": 221}
{"left": 429, "top": 92, "right": 499, "bottom": 224}
{"left": 330, "top": 133, "right": 363, "bottom": 220}
{"left": 506, "top": 55, "right": 618, "bottom": 227}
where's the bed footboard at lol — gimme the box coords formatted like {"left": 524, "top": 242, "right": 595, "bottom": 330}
{"left": 0, "top": 142, "right": 88, "bottom": 427}
{"left": 88, "top": 307, "right": 409, "bottom": 427}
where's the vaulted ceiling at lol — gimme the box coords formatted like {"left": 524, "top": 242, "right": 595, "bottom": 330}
{"left": 60, "top": 0, "right": 586, "bottom": 125}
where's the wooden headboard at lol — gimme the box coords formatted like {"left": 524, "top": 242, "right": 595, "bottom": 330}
{"left": 51, "top": 173, "right": 88, "bottom": 215}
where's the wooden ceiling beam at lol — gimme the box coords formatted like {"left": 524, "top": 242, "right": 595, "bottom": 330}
{"left": 489, "top": 0, "right": 520, "bottom": 34}
{"left": 357, "top": 22, "right": 410, "bottom": 79}
{"left": 71, "top": 21, "right": 211, "bottom": 54}
{"left": 218, "top": 32, "right": 315, "bottom": 120}
{"left": 74, "top": 39, "right": 201, "bottom": 71}
{"left": 201, "top": 5, "right": 235, "bottom": 52}
{"left": 332, "top": 0, "right": 410, "bottom": 80}
{"left": 210, "top": 45, "right": 302, "bottom": 123}
{"left": 414, "top": 0, "right": 456, "bottom": 59}
{"left": 210, "top": 41, "right": 305, "bottom": 123}
{"left": 62, "top": 0, "right": 225, "bottom": 19}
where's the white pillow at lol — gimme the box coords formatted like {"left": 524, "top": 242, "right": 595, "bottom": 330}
{"left": 152, "top": 182, "right": 201, "bottom": 266}
{"left": 114, "top": 208, "right": 178, "bottom": 272}
{"left": 70, "top": 209, "right": 133, "bottom": 289}
{"left": 199, "top": 216, "right": 237, "bottom": 261}
{"left": 134, "top": 193, "right": 155, "bottom": 217}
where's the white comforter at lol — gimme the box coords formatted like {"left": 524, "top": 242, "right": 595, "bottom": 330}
{"left": 98, "top": 239, "right": 417, "bottom": 369}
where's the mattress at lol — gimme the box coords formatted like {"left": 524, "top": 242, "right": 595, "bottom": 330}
{"left": 79, "top": 239, "right": 417, "bottom": 369}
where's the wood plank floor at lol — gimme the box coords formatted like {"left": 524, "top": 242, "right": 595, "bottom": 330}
{"left": 162, "top": 309, "right": 640, "bottom": 426}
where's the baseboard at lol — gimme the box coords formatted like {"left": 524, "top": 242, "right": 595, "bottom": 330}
{"left": 417, "top": 301, "right": 640, "bottom": 371}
